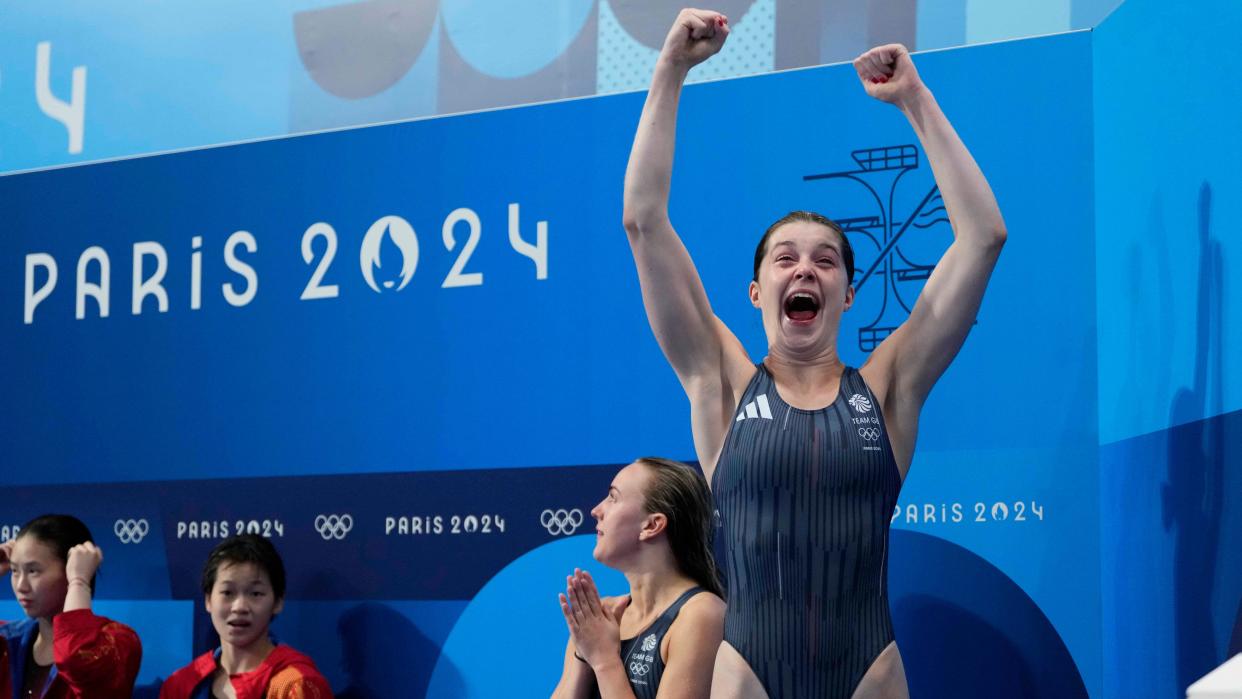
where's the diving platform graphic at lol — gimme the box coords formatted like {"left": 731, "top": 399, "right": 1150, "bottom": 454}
{"left": 804, "top": 145, "right": 950, "bottom": 352}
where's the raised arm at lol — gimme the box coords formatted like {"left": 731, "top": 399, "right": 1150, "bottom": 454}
{"left": 54, "top": 542, "right": 143, "bottom": 694}
{"left": 856, "top": 46, "right": 1007, "bottom": 428}
{"left": 623, "top": 9, "right": 740, "bottom": 390}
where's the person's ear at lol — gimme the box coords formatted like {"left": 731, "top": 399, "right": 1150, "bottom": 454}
{"left": 639, "top": 513, "right": 668, "bottom": 541}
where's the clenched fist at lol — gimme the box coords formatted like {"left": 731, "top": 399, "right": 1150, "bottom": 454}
{"left": 659, "top": 8, "right": 730, "bottom": 71}
{"left": 853, "top": 44, "right": 928, "bottom": 108}
{"left": 65, "top": 542, "right": 103, "bottom": 583}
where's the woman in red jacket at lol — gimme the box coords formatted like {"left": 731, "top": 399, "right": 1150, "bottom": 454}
{"left": 160, "top": 534, "right": 333, "bottom": 699}
{"left": 0, "top": 514, "right": 143, "bottom": 699}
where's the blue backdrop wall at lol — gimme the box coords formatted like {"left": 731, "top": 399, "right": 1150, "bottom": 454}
{"left": 4, "top": 2, "right": 1237, "bottom": 693}
{"left": 1, "top": 30, "right": 1103, "bottom": 697}
{"left": 1094, "top": 0, "right": 1242, "bottom": 696}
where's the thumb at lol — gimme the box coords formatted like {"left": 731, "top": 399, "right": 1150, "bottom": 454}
{"left": 613, "top": 594, "right": 632, "bottom": 621}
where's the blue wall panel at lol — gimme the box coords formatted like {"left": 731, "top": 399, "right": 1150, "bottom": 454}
{"left": 1, "top": 33, "right": 1100, "bottom": 696}
{"left": 1095, "top": 0, "right": 1242, "bottom": 695}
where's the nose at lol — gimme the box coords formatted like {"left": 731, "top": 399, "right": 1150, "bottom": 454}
{"left": 230, "top": 596, "right": 250, "bottom": 614}
{"left": 793, "top": 261, "right": 816, "bottom": 280}
{"left": 591, "top": 501, "right": 604, "bottom": 521}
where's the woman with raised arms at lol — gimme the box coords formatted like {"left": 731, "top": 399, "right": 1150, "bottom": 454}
{"left": 623, "top": 8, "right": 1006, "bottom": 698}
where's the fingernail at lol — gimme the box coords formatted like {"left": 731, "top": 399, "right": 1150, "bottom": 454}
{"left": 871, "top": 78, "right": 880, "bottom": 84}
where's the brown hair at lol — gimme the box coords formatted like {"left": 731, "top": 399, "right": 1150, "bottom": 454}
{"left": 636, "top": 457, "right": 723, "bottom": 597}
{"left": 752, "top": 210, "right": 854, "bottom": 285}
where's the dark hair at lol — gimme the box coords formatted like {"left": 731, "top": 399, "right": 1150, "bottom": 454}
{"left": 17, "top": 514, "right": 96, "bottom": 593}
{"left": 752, "top": 211, "right": 854, "bottom": 285}
{"left": 636, "top": 457, "right": 723, "bottom": 597}
{"left": 200, "top": 534, "right": 287, "bottom": 600}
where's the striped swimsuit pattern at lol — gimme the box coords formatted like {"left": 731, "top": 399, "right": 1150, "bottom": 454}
{"left": 712, "top": 364, "right": 902, "bottom": 698}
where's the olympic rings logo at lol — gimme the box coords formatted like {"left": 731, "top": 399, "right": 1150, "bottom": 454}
{"left": 114, "top": 519, "right": 149, "bottom": 544}
{"left": 629, "top": 661, "right": 651, "bottom": 677}
{"left": 858, "top": 427, "right": 880, "bottom": 441}
{"left": 314, "top": 514, "right": 354, "bottom": 541}
{"left": 540, "top": 509, "right": 584, "bottom": 536}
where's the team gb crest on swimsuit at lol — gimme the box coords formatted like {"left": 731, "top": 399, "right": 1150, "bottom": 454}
{"left": 848, "top": 393, "right": 873, "bottom": 413}
{"left": 641, "top": 634, "right": 658, "bottom": 652}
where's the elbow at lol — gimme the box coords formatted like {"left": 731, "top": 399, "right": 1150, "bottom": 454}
{"left": 982, "top": 222, "right": 1007, "bottom": 252}
{"left": 622, "top": 209, "right": 642, "bottom": 237}
{"left": 622, "top": 205, "right": 664, "bottom": 239}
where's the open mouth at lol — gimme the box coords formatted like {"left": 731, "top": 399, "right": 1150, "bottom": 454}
{"left": 784, "top": 292, "right": 820, "bottom": 323}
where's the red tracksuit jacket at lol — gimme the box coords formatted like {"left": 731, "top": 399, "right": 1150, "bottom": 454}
{"left": 0, "top": 608, "right": 143, "bottom": 699}
{"left": 159, "top": 644, "right": 333, "bottom": 699}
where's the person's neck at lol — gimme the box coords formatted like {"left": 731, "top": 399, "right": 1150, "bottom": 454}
{"left": 219, "top": 636, "right": 276, "bottom": 675}
{"left": 32, "top": 616, "right": 55, "bottom": 665}
{"left": 765, "top": 348, "right": 844, "bottom": 383}
{"left": 623, "top": 551, "right": 695, "bottom": 620}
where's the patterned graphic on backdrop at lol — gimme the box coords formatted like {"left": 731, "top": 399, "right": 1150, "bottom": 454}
{"left": 293, "top": 0, "right": 439, "bottom": 100}
{"left": 804, "top": 145, "right": 949, "bottom": 351}
{"left": 0, "top": 0, "right": 1126, "bottom": 173}
{"left": 437, "top": 2, "right": 599, "bottom": 113}
{"left": 598, "top": 0, "right": 773, "bottom": 93}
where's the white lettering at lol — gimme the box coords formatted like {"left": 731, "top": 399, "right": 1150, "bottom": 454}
{"left": 24, "top": 253, "right": 58, "bottom": 324}
{"left": 223, "top": 231, "right": 258, "bottom": 306}
{"left": 75, "top": 246, "right": 110, "bottom": 319}
{"left": 191, "top": 236, "right": 203, "bottom": 310}
{"left": 35, "top": 42, "right": 86, "bottom": 155}
{"left": 132, "top": 241, "right": 169, "bottom": 314}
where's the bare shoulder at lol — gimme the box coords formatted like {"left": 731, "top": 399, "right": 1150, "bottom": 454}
{"left": 663, "top": 591, "right": 725, "bottom": 663}
{"left": 676, "top": 591, "right": 726, "bottom": 629}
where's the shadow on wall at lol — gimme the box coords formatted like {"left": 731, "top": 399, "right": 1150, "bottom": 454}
{"left": 336, "top": 603, "right": 464, "bottom": 699}
{"left": 1162, "top": 182, "right": 1227, "bottom": 690}
{"left": 889, "top": 530, "right": 1088, "bottom": 698}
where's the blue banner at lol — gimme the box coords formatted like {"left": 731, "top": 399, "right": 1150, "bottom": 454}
{"left": 2, "top": 31, "right": 1102, "bottom": 697}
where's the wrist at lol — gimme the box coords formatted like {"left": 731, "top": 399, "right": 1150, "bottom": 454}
{"left": 897, "top": 84, "right": 935, "bottom": 117}
{"left": 589, "top": 654, "right": 626, "bottom": 676}
{"left": 68, "top": 576, "right": 90, "bottom": 588}
{"left": 654, "top": 56, "right": 691, "bottom": 82}
{"left": 591, "top": 655, "right": 630, "bottom": 685}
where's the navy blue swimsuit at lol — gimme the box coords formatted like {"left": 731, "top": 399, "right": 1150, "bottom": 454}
{"left": 712, "top": 364, "right": 902, "bottom": 698}
{"left": 591, "top": 586, "right": 704, "bottom": 699}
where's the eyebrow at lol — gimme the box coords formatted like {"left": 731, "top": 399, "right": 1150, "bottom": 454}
{"left": 771, "top": 240, "right": 841, "bottom": 255}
